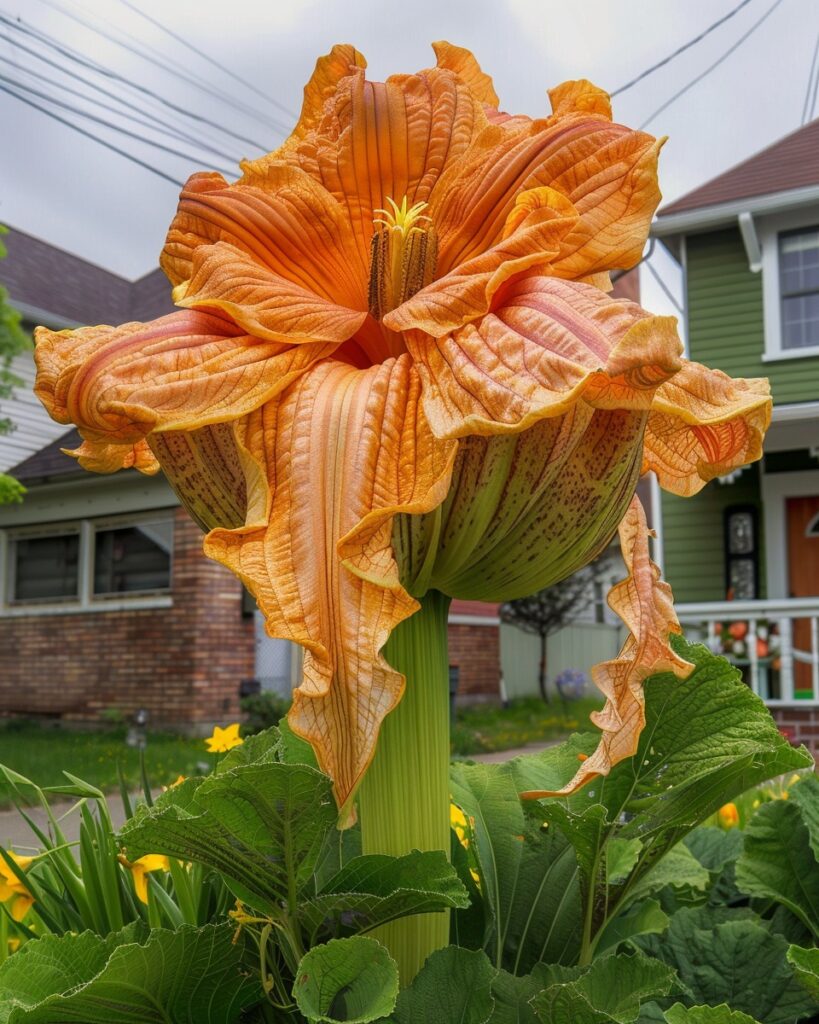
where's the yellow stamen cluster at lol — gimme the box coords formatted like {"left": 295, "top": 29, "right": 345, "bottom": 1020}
{"left": 369, "top": 196, "right": 437, "bottom": 320}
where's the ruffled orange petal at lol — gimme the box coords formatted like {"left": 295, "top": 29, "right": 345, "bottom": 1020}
{"left": 272, "top": 66, "right": 486, "bottom": 267}
{"left": 548, "top": 79, "right": 612, "bottom": 119}
{"left": 385, "top": 187, "right": 579, "bottom": 337}
{"left": 431, "top": 41, "right": 499, "bottom": 108}
{"left": 430, "top": 106, "right": 661, "bottom": 282}
{"left": 403, "top": 275, "right": 681, "bottom": 439}
{"left": 177, "top": 242, "right": 367, "bottom": 345}
{"left": 643, "top": 362, "right": 772, "bottom": 496}
{"left": 34, "top": 310, "right": 334, "bottom": 456}
{"left": 204, "top": 356, "right": 457, "bottom": 815}
{"left": 161, "top": 166, "right": 367, "bottom": 309}
{"left": 521, "top": 494, "right": 693, "bottom": 799}
{"left": 283, "top": 44, "right": 367, "bottom": 151}
{"left": 63, "top": 438, "right": 159, "bottom": 475}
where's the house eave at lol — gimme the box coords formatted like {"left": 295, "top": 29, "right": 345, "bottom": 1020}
{"left": 651, "top": 183, "right": 819, "bottom": 251}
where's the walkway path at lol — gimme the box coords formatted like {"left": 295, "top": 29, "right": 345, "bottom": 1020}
{"left": 0, "top": 740, "right": 559, "bottom": 850}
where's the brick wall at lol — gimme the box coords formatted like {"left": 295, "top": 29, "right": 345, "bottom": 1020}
{"left": 448, "top": 622, "right": 501, "bottom": 703}
{"left": 0, "top": 510, "right": 255, "bottom": 732}
{"left": 770, "top": 706, "right": 819, "bottom": 761}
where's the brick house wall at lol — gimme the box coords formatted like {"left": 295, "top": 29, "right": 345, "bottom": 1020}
{"left": 770, "top": 707, "right": 819, "bottom": 761}
{"left": 0, "top": 510, "right": 255, "bottom": 732}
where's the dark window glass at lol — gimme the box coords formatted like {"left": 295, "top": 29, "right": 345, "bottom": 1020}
{"left": 93, "top": 518, "right": 172, "bottom": 595}
{"left": 779, "top": 227, "right": 819, "bottom": 349}
{"left": 13, "top": 533, "right": 80, "bottom": 602}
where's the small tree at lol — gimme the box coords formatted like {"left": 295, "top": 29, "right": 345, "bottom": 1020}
{"left": 0, "top": 225, "right": 30, "bottom": 505}
{"left": 500, "top": 555, "right": 615, "bottom": 703}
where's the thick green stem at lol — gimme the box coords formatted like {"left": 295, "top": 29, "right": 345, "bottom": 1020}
{"left": 358, "top": 589, "right": 452, "bottom": 984}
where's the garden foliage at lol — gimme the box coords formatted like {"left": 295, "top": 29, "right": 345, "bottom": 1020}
{"left": 1, "top": 637, "right": 817, "bottom": 1022}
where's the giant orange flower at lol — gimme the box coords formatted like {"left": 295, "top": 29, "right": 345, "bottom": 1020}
{"left": 34, "top": 43, "right": 770, "bottom": 814}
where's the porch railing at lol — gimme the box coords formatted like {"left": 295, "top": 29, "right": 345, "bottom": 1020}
{"left": 675, "top": 598, "right": 819, "bottom": 705}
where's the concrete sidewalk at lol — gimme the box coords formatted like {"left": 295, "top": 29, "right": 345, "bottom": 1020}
{"left": 0, "top": 740, "right": 558, "bottom": 850}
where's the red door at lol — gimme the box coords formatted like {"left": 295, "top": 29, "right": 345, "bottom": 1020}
{"left": 786, "top": 496, "right": 819, "bottom": 695}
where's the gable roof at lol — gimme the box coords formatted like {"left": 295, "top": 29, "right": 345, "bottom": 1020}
{"left": 10, "top": 428, "right": 85, "bottom": 482}
{"left": 659, "top": 117, "right": 819, "bottom": 218}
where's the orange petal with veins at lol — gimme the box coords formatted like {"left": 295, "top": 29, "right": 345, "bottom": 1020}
{"left": 204, "top": 357, "right": 456, "bottom": 815}
{"left": 403, "top": 275, "right": 681, "bottom": 439}
{"left": 430, "top": 104, "right": 661, "bottom": 281}
{"left": 548, "top": 79, "right": 612, "bottom": 120}
{"left": 161, "top": 166, "right": 368, "bottom": 308}
{"left": 385, "top": 187, "right": 580, "bottom": 337}
{"left": 34, "top": 310, "right": 334, "bottom": 456}
{"left": 431, "top": 41, "right": 499, "bottom": 108}
{"left": 643, "top": 361, "right": 771, "bottom": 496}
{"left": 521, "top": 494, "right": 692, "bottom": 798}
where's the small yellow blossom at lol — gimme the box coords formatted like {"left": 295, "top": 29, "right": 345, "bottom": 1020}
{"left": 162, "top": 775, "right": 187, "bottom": 792}
{"left": 718, "top": 803, "right": 739, "bottom": 829}
{"left": 0, "top": 852, "right": 35, "bottom": 922}
{"left": 118, "top": 853, "right": 170, "bottom": 904}
{"left": 450, "top": 802, "right": 470, "bottom": 848}
{"left": 7, "top": 938, "right": 20, "bottom": 953}
{"left": 205, "top": 723, "right": 243, "bottom": 753}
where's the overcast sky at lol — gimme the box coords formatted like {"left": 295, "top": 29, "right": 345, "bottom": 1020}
{"left": 0, "top": 0, "right": 817, "bottom": 323}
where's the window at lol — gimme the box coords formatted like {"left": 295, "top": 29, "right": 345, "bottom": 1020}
{"left": 11, "top": 530, "right": 80, "bottom": 603}
{"left": 2, "top": 511, "right": 174, "bottom": 613}
{"left": 93, "top": 519, "right": 172, "bottom": 595}
{"left": 779, "top": 226, "right": 819, "bottom": 350}
{"left": 724, "top": 505, "right": 759, "bottom": 600}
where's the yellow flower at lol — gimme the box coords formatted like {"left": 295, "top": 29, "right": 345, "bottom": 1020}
{"left": 205, "top": 723, "right": 243, "bottom": 753}
{"left": 718, "top": 803, "right": 739, "bottom": 829}
{"left": 450, "top": 802, "right": 470, "bottom": 848}
{"left": 163, "top": 774, "right": 187, "bottom": 791}
{"left": 118, "top": 853, "right": 170, "bottom": 904}
{"left": 0, "top": 852, "right": 35, "bottom": 922}
{"left": 7, "top": 938, "right": 20, "bottom": 953}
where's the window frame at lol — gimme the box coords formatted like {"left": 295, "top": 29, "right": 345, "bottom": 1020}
{"left": 760, "top": 207, "right": 819, "bottom": 362}
{"left": 0, "top": 510, "right": 175, "bottom": 617}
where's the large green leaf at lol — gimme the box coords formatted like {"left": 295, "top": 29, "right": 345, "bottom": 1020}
{"left": 120, "top": 760, "right": 336, "bottom": 915}
{"left": 389, "top": 946, "right": 495, "bottom": 1024}
{"left": 595, "top": 899, "right": 669, "bottom": 956}
{"left": 790, "top": 774, "right": 819, "bottom": 858}
{"left": 663, "top": 1006, "right": 762, "bottom": 1024}
{"left": 735, "top": 799, "right": 819, "bottom": 937}
{"left": 511, "top": 639, "right": 810, "bottom": 958}
{"left": 301, "top": 851, "right": 468, "bottom": 937}
{"left": 683, "top": 829, "right": 744, "bottom": 876}
{"left": 786, "top": 944, "right": 819, "bottom": 1000}
{"left": 530, "top": 953, "right": 680, "bottom": 1024}
{"left": 293, "top": 937, "right": 398, "bottom": 1024}
{"left": 0, "top": 924, "right": 258, "bottom": 1023}
{"left": 637, "top": 907, "right": 815, "bottom": 1024}
{"left": 450, "top": 763, "right": 581, "bottom": 972}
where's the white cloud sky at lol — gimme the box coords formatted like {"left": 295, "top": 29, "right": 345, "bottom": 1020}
{"left": 0, "top": 0, "right": 816, "bottom": 325}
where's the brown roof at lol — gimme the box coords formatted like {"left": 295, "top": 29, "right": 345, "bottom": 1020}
{"left": 659, "top": 118, "right": 819, "bottom": 217}
{"left": 11, "top": 428, "right": 86, "bottom": 481}
{"left": 1, "top": 227, "right": 174, "bottom": 325}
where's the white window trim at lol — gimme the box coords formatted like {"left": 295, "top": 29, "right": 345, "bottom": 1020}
{"left": 0, "top": 510, "right": 174, "bottom": 617}
{"left": 759, "top": 205, "right": 819, "bottom": 362}
{"left": 761, "top": 467, "right": 819, "bottom": 599}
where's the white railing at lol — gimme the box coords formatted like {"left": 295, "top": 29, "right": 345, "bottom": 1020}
{"left": 676, "top": 598, "right": 819, "bottom": 705}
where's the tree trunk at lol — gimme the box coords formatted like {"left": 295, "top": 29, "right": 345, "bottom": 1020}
{"left": 538, "top": 631, "right": 550, "bottom": 704}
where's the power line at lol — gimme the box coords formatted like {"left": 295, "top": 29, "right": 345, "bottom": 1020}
{"left": 118, "top": 0, "right": 297, "bottom": 122}
{"left": 0, "top": 27, "right": 241, "bottom": 165}
{"left": 0, "top": 71, "right": 234, "bottom": 174}
{"left": 639, "top": 0, "right": 786, "bottom": 129}
{"left": 612, "top": 0, "right": 755, "bottom": 96}
{"left": 804, "top": 28, "right": 819, "bottom": 124}
{"left": 0, "top": 12, "right": 268, "bottom": 152}
{"left": 9, "top": 57, "right": 238, "bottom": 165}
{"left": 0, "top": 79, "right": 183, "bottom": 185}
{"left": 34, "top": 0, "right": 292, "bottom": 135}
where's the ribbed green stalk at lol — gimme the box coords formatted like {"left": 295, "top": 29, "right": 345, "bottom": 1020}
{"left": 358, "top": 589, "right": 452, "bottom": 984}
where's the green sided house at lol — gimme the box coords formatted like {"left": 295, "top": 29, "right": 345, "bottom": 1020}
{"left": 652, "top": 117, "right": 819, "bottom": 750}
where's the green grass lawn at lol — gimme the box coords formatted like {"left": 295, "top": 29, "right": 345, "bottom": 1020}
{"left": 0, "top": 723, "right": 207, "bottom": 808}
{"left": 451, "top": 695, "right": 604, "bottom": 756}
{"left": 0, "top": 695, "right": 602, "bottom": 806}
